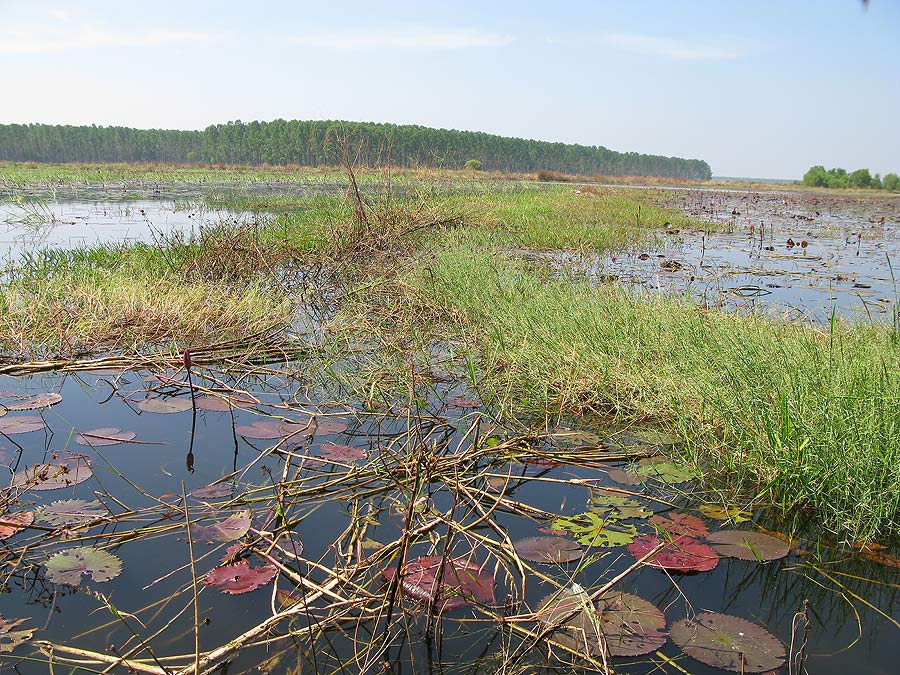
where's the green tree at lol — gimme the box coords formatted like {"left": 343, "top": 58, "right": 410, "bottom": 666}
{"left": 464, "top": 159, "right": 482, "bottom": 170}
{"left": 847, "top": 168, "right": 872, "bottom": 189}
{"left": 802, "top": 165, "right": 829, "bottom": 187}
{"left": 883, "top": 173, "right": 900, "bottom": 192}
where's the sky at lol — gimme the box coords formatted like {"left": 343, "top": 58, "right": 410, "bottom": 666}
{"left": 0, "top": 1, "right": 898, "bottom": 179}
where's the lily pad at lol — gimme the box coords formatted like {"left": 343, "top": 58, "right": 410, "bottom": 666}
{"left": 699, "top": 504, "right": 753, "bottom": 522}
{"left": 0, "top": 511, "right": 34, "bottom": 540}
{"left": 316, "top": 443, "right": 366, "bottom": 462}
{"left": 627, "top": 535, "right": 719, "bottom": 572}
{"left": 190, "top": 483, "right": 234, "bottom": 499}
{"left": 136, "top": 396, "right": 193, "bottom": 414}
{"left": 649, "top": 512, "right": 710, "bottom": 538}
{"left": 45, "top": 546, "right": 122, "bottom": 584}
{"left": 194, "top": 394, "right": 257, "bottom": 411}
{"left": 203, "top": 561, "right": 277, "bottom": 594}
{"left": 536, "top": 588, "right": 666, "bottom": 658}
{"left": 589, "top": 490, "right": 652, "bottom": 520}
{"left": 514, "top": 536, "right": 583, "bottom": 564}
{"left": 635, "top": 457, "right": 697, "bottom": 484}
{"left": 35, "top": 499, "right": 106, "bottom": 527}
{"left": 236, "top": 419, "right": 312, "bottom": 439}
{"left": 190, "top": 509, "right": 251, "bottom": 543}
{"left": 74, "top": 428, "right": 137, "bottom": 446}
{"left": 448, "top": 397, "right": 481, "bottom": 409}
{"left": 607, "top": 468, "right": 646, "bottom": 486}
{"left": 381, "top": 555, "right": 495, "bottom": 613}
{"left": 596, "top": 591, "right": 668, "bottom": 657}
{"left": 0, "top": 615, "right": 34, "bottom": 654}
{"left": 11, "top": 455, "right": 93, "bottom": 491}
{"left": 552, "top": 512, "right": 640, "bottom": 547}
{"left": 706, "top": 530, "right": 790, "bottom": 562}
{"left": 313, "top": 417, "right": 349, "bottom": 435}
{"left": 670, "top": 612, "right": 785, "bottom": 672}
{"left": 549, "top": 427, "right": 604, "bottom": 447}
{"left": 0, "top": 415, "right": 46, "bottom": 435}
{"left": 6, "top": 393, "right": 62, "bottom": 411}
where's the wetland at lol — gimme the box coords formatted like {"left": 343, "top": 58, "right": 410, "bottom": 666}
{"left": 1, "top": 163, "right": 900, "bottom": 675}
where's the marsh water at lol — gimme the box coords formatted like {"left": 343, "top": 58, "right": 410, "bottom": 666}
{"left": 2, "top": 185, "right": 900, "bottom": 675}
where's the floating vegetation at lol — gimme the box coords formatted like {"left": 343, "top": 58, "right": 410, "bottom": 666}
{"left": 44, "top": 547, "right": 123, "bottom": 585}
{"left": 670, "top": 612, "right": 786, "bottom": 672}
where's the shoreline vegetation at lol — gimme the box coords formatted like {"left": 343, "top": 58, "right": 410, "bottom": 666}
{"left": 2, "top": 161, "right": 899, "bottom": 542}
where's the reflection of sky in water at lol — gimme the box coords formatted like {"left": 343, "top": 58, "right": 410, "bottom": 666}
{"left": 0, "top": 200, "right": 255, "bottom": 260}
{"left": 538, "top": 190, "right": 900, "bottom": 323}
{"left": 0, "top": 367, "right": 898, "bottom": 674}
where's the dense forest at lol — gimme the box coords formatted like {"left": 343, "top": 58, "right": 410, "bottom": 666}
{"left": 802, "top": 165, "right": 899, "bottom": 191}
{"left": 0, "top": 120, "right": 713, "bottom": 179}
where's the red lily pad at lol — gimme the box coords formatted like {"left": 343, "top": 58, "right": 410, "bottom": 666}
{"left": 0, "top": 415, "right": 46, "bottom": 435}
{"left": 190, "top": 483, "right": 234, "bottom": 499}
{"left": 649, "top": 512, "right": 710, "bottom": 538}
{"left": 627, "top": 535, "right": 719, "bottom": 573}
{"left": 194, "top": 394, "right": 257, "bottom": 411}
{"left": 448, "top": 397, "right": 481, "bottom": 409}
{"left": 6, "top": 393, "right": 62, "bottom": 411}
{"left": 381, "top": 555, "right": 495, "bottom": 613}
{"left": 0, "top": 511, "right": 34, "bottom": 540}
{"left": 514, "top": 536, "right": 583, "bottom": 564}
{"left": 235, "top": 419, "right": 313, "bottom": 439}
{"left": 596, "top": 591, "right": 668, "bottom": 657}
{"left": 137, "top": 397, "right": 192, "bottom": 414}
{"left": 203, "top": 561, "right": 277, "bottom": 594}
{"left": 671, "top": 612, "right": 785, "bottom": 672}
{"left": 536, "top": 588, "right": 666, "bottom": 657}
{"left": 607, "top": 468, "right": 646, "bottom": 486}
{"left": 316, "top": 443, "right": 366, "bottom": 462}
{"left": 190, "top": 509, "right": 251, "bottom": 543}
{"left": 313, "top": 417, "right": 348, "bottom": 435}
{"left": 11, "top": 455, "right": 93, "bottom": 491}
{"left": 706, "top": 530, "right": 790, "bottom": 562}
{"left": 74, "top": 428, "right": 137, "bottom": 446}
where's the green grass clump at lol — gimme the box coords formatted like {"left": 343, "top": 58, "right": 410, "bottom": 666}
{"left": 411, "top": 238, "right": 900, "bottom": 541}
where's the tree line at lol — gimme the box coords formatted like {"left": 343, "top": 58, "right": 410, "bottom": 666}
{"left": 802, "top": 165, "right": 899, "bottom": 191}
{"left": 0, "top": 120, "right": 713, "bottom": 180}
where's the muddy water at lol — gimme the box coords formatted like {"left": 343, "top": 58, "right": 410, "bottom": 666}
{"left": 0, "top": 200, "right": 255, "bottom": 260}
{"left": 2, "top": 363, "right": 899, "bottom": 675}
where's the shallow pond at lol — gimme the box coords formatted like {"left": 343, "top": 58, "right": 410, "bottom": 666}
{"left": 2, "top": 358, "right": 900, "bottom": 674}
{"left": 0, "top": 200, "right": 255, "bottom": 260}
{"left": 536, "top": 190, "right": 900, "bottom": 324}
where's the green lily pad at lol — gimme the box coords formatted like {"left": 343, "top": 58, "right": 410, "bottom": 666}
{"left": 635, "top": 457, "right": 697, "bottom": 484}
{"left": 699, "top": 504, "right": 753, "bottom": 523}
{"left": 551, "top": 512, "right": 639, "bottom": 547}
{"left": 589, "top": 490, "right": 652, "bottom": 520}
{"left": 45, "top": 547, "right": 122, "bottom": 585}
{"left": 671, "top": 612, "right": 785, "bottom": 672}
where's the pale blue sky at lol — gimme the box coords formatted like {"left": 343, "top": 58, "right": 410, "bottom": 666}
{"left": 1, "top": 1, "right": 897, "bottom": 178}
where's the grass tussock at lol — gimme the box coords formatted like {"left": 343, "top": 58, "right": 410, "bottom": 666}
{"left": 410, "top": 239, "right": 900, "bottom": 541}
{"left": 0, "top": 265, "right": 292, "bottom": 359}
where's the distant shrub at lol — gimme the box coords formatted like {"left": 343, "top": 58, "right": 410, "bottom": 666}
{"left": 536, "top": 169, "right": 575, "bottom": 182}
{"left": 464, "top": 159, "right": 482, "bottom": 171}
